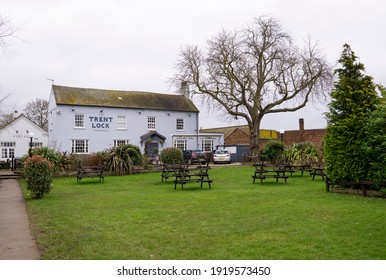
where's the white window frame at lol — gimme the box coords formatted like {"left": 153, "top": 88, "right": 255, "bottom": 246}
{"left": 71, "top": 139, "right": 89, "bottom": 154}
{"left": 1, "top": 148, "right": 7, "bottom": 158}
{"left": 202, "top": 140, "right": 214, "bottom": 152}
{"left": 113, "top": 139, "right": 130, "bottom": 147}
{"left": 176, "top": 118, "right": 184, "bottom": 131}
{"left": 32, "top": 142, "right": 43, "bottom": 148}
{"left": 147, "top": 116, "right": 156, "bottom": 130}
{"left": 1, "top": 142, "right": 16, "bottom": 159}
{"left": 1, "top": 142, "right": 16, "bottom": 147}
{"left": 117, "top": 115, "right": 127, "bottom": 130}
{"left": 8, "top": 148, "right": 15, "bottom": 158}
{"left": 74, "top": 114, "right": 85, "bottom": 128}
{"left": 174, "top": 139, "right": 187, "bottom": 150}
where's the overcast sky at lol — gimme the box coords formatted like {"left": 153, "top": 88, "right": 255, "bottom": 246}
{"left": 1, "top": 0, "right": 385, "bottom": 131}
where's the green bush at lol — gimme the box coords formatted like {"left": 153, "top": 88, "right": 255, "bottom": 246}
{"left": 285, "top": 142, "right": 320, "bottom": 165}
{"left": 160, "top": 147, "right": 183, "bottom": 164}
{"left": 28, "top": 147, "right": 61, "bottom": 174}
{"left": 103, "top": 144, "right": 143, "bottom": 175}
{"left": 261, "top": 140, "right": 285, "bottom": 164}
{"left": 23, "top": 155, "right": 53, "bottom": 199}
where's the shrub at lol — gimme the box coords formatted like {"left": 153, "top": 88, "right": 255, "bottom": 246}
{"left": 28, "top": 147, "right": 61, "bottom": 174}
{"left": 23, "top": 155, "right": 53, "bottom": 199}
{"left": 103, "top": 144, "right": 143, "bottom": 175}
{"left": 285, "top": 142, "right": 320, "bottom": 165}
{"left": 260, "top": 140, "right": 285, "bottom": 164}
{"left": 160, "top": 147, "right": 183, "bottom": 164}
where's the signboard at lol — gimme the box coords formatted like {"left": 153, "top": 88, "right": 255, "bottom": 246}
{"left": 89, "top": 116, "right": 113, "bottom": 129}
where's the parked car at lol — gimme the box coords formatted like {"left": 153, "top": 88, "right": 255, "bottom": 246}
{"left": 213, "top": 150, "right": 231, "bottom": 164}
{"left": 183, "top": 150, "right": 208, "bottom": 165}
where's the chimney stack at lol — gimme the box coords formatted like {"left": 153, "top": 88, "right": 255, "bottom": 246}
{"left": 299, "top": 118, "right": 304, "bottom": 131}
{"left": 180, "top": 81, "right": 191, "bottom": 99}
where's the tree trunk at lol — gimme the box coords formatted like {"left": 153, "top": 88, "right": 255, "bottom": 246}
{"left": 248, "top": 120, "right": 261, "bottom": 161}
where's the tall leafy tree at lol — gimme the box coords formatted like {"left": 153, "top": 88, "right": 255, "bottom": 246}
{"left": 324, "top": 44, "right": 380, "bottom": 182}
{"left": 363, "top": 85, "right": 386, "bottom": 182}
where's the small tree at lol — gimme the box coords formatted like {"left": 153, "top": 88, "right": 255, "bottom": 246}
{"left": 24, "top": 155, "right": 53, "bottom": 199}
{"left": 324, "top": 44, "right": 380, "bottom": 183}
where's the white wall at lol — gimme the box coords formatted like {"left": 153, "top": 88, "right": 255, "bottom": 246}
{"left": 0, "top": 116, "right": 48, "bottom": 159}
{"left": 48, "top": 104, "right": 201, "bottom": 153}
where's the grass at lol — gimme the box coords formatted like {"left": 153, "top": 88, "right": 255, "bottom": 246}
{"left": 22, "top": 165, "right": 386, "bottom": 260}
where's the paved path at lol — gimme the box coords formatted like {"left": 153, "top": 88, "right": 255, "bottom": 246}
{"left": 0, "top": 177, "right": 40, "bottom": 260}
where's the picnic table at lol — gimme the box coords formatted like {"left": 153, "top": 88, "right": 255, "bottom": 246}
{"left": 161, "top": 164, "right": 181, "bottom": 182}
{"left": 286, "top": 164, "right": 312, "bottom": 176}
{"left": 172, "top": 160, "right": 213, "bottom": 190}
{"left": 252, "top": 162, "right": 289, "bottom": 184}
{"left": 310, "top": 167, "right": 326, "bottom": 180}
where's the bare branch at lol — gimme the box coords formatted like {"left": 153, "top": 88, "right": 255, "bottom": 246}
{"left": 0, "top": 14, "right": 19, "bottom": 54}
{"left": 171, "top": 16, "right": 332, "bottom": 156}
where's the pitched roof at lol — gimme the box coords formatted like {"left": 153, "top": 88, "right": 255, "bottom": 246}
{"left": 140, "top": 131, "right": 167, "bottom": 143}
{"left": 200, "top": 125, "right": 278, "bottom": 139}
{"left": 200, "top": 125, "right": 250, "bottom": 138}
{"left": 51, "top": 85, "right": 199, "bottom": 113}
{"left": 0, "top": 114, "right": 47, "bottom": 132}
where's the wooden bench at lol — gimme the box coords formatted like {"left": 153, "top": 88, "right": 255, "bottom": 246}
{"left": 325, "top": 178, "right": 386, "bottom": 196}
{"left": 77, "top": 165, "right": 104, "bottom": 183}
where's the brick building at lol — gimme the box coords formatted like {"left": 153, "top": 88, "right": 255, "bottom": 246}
{"left": 201, "top": 118, "right": 326, "bottom": 160}
{"left": 281, "top": 118, "right": 326, "bottom": 149}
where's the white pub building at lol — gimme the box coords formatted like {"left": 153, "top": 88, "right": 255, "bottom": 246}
{"left": 48, "top": 85, "right": 223, "bottom": 155}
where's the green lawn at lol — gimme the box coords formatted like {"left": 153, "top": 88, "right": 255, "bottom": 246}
{"left": 22, "top": 166, "right": 386, "bottom": 260}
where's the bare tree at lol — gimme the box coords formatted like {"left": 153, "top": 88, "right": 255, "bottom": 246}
{"left": 24, "top": 98, "right": 48, "bottom": 130}
{"left": 0, "top": 14, "right": 19, "bottom": 53}
{"left": 0, "top": 14, "right": 19, "bottom": 109}
{"left": 0, "top": 112, "right": 16, "bottom": 128}
{"left": 172, "top": 17, "right": 332, "bottom": 157}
